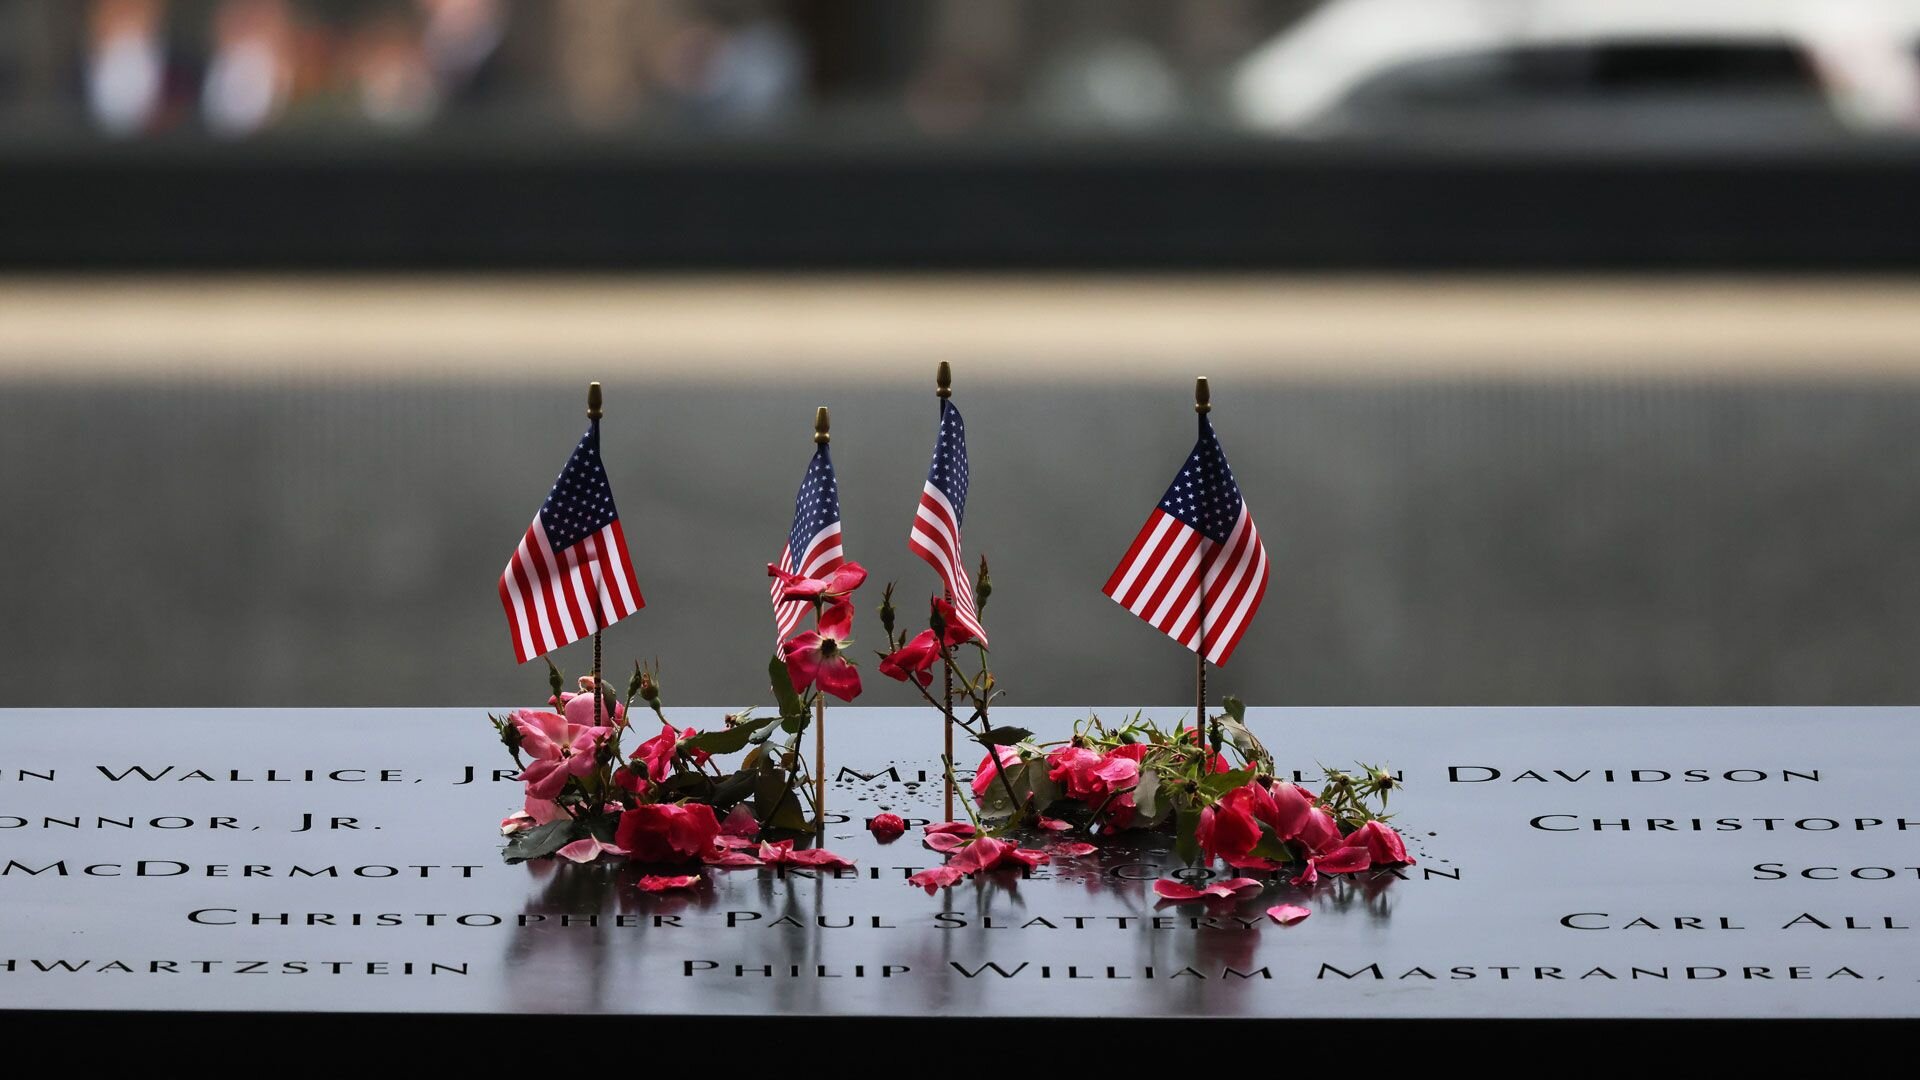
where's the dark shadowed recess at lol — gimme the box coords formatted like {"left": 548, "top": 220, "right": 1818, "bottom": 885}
{"left": 3, "top": 139, "right": 1920, "bottom": 271}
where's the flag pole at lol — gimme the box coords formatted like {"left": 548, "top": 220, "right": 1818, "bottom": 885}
{"left": 588, "top": 382, "right": 605, "bottom": 729}
{"left": 1194, "top": 376, "right": 1210, "bottom": 751}
{"left": 936, "top": 361, "right": 957, "bottom": 822}
{"left": 813, "top": 406, "right": 831, "bottom": 833}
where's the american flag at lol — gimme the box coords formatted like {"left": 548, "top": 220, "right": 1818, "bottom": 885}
{"left": 908, "top": 398, "right": 988, "bottom": 643}
{"left": 498, "top": 420, "right": 643, "bottom": 664}
{"left": 770, "top": 442, "right": 844, "bottom": 640}
{"left": 1103, "top": 413, "right": 1268, "bottom": 666}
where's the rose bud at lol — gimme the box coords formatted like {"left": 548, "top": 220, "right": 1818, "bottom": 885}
{"left": 974, "top": 555, "right": 992, "bottom": 611}
{"left": 867, "top": 813, "right": 907, "bottom": 842}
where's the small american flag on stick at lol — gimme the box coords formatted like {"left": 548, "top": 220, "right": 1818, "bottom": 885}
{"left": 770, "top": 439, "right": 844, "bottom": 641}
{"left": 1103, "top": 408, "right": 1268, "bottom": 667}
{"left": 908, "top": 396, "right": 988, "bottom": 644}
{"left": 498, "top": 418, "right": 643, "bottom": 664}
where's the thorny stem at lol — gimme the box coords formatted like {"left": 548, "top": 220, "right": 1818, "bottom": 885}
{"left": 940, "top": 755, "right": 982, "bottom": 829}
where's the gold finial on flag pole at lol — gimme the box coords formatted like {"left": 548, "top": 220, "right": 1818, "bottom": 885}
{"left": 1195, "top": 376, "right": 1210, "bottom": 414}
{"left": 937, "top": 361, "right": 952, "bottom": 400}
{"left": 815, "top": 406, "right": 830, "bottom": 444}
{"left": 588, "top": 382, "right": 605, "bottom": 726}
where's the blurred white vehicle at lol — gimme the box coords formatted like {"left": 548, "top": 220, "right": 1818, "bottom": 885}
{"left": 1232, "top": 0, "right": 1920, "bottom": 142}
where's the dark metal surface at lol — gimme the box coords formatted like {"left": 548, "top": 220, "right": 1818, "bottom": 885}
{"left": 0, "top": 706, "right": 1913, "bottom": 1019}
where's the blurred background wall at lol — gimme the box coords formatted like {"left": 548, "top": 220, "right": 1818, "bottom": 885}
{"left": 3, "top": 0, "right": 1920, "bottom": 708}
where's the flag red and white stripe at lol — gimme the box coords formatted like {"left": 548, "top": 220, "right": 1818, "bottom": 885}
{"left": 909, "top": 480, "right": 987, "bottom": 642}
{"left": 771, "top": 524, "right": 844, "bottom": 640}
{"left": 500, "top": 521, "right": 643, "bottom": 664}
{"left": 908, "top": 398, "right": 987, "bottom": 643}
{"left": 498, "top": 419, "right": 643, "bottom": 663}
{"left": 1102, "top": 413, "right": 1267, "bottom": 666}
{"left": 1103, "top": 505, "right": 1268, "bottom": 666}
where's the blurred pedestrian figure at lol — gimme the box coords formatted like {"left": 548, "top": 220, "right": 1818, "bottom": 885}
{"left": 85, "top": 0, "right": 170, "bottom": 136}
{"left": 201, "top": 0, "right": 294, "bottom": 137}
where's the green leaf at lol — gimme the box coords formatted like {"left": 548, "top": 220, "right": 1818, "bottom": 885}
{"left": 502, "top": 819, "right": 578, "bottom": 863}
{"left": 1197, "top": 766, "right": 1256, "bottom": 800}
{"left": 709, "top": 770, "right": 757, "bottom": 811}
{"left": 768, "top": 654, "right": 806, "bottom": 721}
{"left": 1222, "top": 696, "right": 1246, "bottom": 725}
{"left": 977, "top": 725, "right": 1033, "bottom": 747}
{"left": 1132, "top": 768, "right": 1163, "bottom": 821}
{"left": 977, "top": 757, "right": 1059, "bottom": 821}
{"left": 1173, "top": 805, "right": 1201, "bottom": 865}
{"left": 679, "top": 714, "right": 781, "bottom": 755}
{"left": 657, "top": 772, "right": 711, "bottom": 800}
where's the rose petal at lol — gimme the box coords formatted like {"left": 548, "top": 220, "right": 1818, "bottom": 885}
{"left": 924, "top": 832, "right": 970, "bottom": 853}
{"left": 1153, "top": 879, "right": 1209, "bottom": 901}
{"left": 1053, "top": 842, "right": 1098, "bottom": 857}
{"left": 555, "top": 838, "right": 603, "bottom": 863}
{"left": 907, "top": 866, "right": 964, "bottom": 894}
{"left": 1209, "top": 877, "right": 1264, "bottom": 898}
{"left": 1006, "top": 848, "right": 1050, "bottom": 869}
{"left": 1036, "top": 816, "right": 1073, "bottom": 832}
{"left": 1267, "top": 904, "right": 1311, "bottom": 925}
{"left": 785, "top": 847, "right": 855, "bottom": 870}
{"left": 636, "top": 874, "right": 702, "bottom": 892}
{"left": 925, "top": 821, "right": 976, "bottom": 837}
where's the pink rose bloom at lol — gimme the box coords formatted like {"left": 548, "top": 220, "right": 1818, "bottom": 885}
{"left": 554, "top": 677, "right": 626, "bottom": 729}
{"left": 1345, "top": 820, "right": 1413, "bottom": 865}
{"left": 614, "top": 802, "right": 721, "bottom": 864}
{"left": 1295, "top": 805, "right": 1344, "bottom": 855}
{"left": 767, "top": 561, "right": 867, "bottom": 604}
{"left": 1289, "top": 843, "right": 1370, "bottom": 887}
{"left": 879, "top": 630, "right": 942, "bottom": 686}
{"left": 868, "top": 813, "right": 907, "bottom": 841}
{"left": 511, "top": 709, "right": 611, "bottom": 800}
{"left": 1195, "top": 785, "right": 1263, "bottom": 865}
{"left": 780, "top": 599, "right": 863, "bottom": 702}
{"left": 971, "top": 746, "right": 1022, "bottom": 799}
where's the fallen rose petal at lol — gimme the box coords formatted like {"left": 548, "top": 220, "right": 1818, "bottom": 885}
{"left": 925, "top": 821, "right": 976, "bottom": 837}
{"left": 1210, "top": 877, "right": 1265, "bottom": 898}
{"left": 1036, "top": 816, "right": 1073, "bottom": 832}
{"left": 784, "top": 848, "right": 855, "bottom": 870}
{"left": 556, "top": 838, "right": 605, "bottom": 863}
{"left": 868, "top": 813, "right": 907, "bottom": 841}
{"left": 719, "top": 805, "right": 760, "bottom": 839}
{"left": 948, "top": 836, "right": 1012, "bottom": 875}
{"left": 1154, "top": 876, "right": 1265, "bottom": 902}
{"left": 702, "top": 850, "right": 764, "bottom": 869}
{"left": 1053, "top": 842, "right": 1098, "bottom": 857}
{"left": 1006, "top": 848, "right": 1050, "bottom": 869}
{"left": 1268, "top": 904, "right": 1311, "bottom": 925}
{"left": 636, "top": 874, "right": 702, "bottom": 892}
{"left": 924, "top": 831, "right": 971, "bottom": 853}
{"left": 1153, "top": 879, "right": 1210, "bottom": 901}
{"left": 907, "top": 865, "right": 964, "bottom": 894}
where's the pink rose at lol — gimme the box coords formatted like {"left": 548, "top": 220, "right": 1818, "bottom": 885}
{"left": 614, "top": 802, "right": 721, "bottom": 864}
